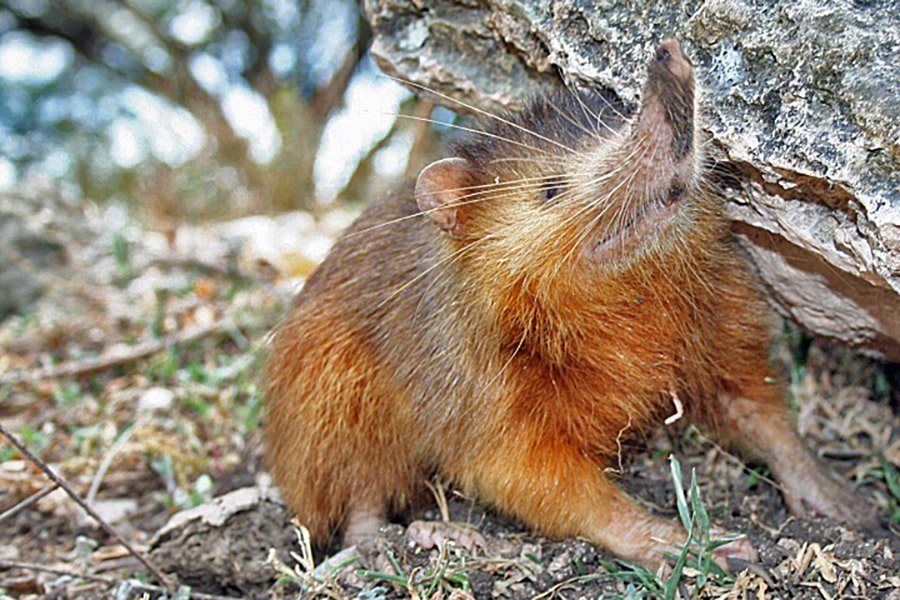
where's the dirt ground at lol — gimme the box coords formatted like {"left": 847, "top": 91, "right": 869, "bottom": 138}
{"left": 0, "top": 196, "right": 897, "bottom": 598}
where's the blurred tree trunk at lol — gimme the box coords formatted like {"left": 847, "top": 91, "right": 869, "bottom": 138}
{"left": 267, "top": 46, "right": 361, "bottom": 213}
{"left": 7, "top": 0, "right": 369, "bottom": 216}
{"left": 11, "top": 2, "right": 259, "bottom": 189}
{"left": 363, "top": 0, "right": 900, "bottom": 360}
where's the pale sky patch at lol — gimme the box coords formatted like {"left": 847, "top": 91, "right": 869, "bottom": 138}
{"left": 189, "top": 52, "right": 228, "bottom": 96}
{"left": 169, "top": 0, "right": 220, "bottom": 46}
{"left": 120, "top": 86, "right": 206, "bottom": 166}
{"left": 0, "top": 32, "right": 72, "bottom": 84}
{"left": 0, "top": 158, "right": 15, "bottom": 191}
{"left": 314, "top": 73, "right": 410, "bottom": 202}
{"left": 221, "top": 85, "right": 282, "bottom": 164}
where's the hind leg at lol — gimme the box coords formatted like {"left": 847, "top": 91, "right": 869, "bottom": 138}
{"left": 712, "top": 381, "right": 879, "bottom": 529}
{"left": 707, "top": 267, "right": 879, "bottom": 528}
{"left": 343, "top": 496, "right": 388, "bottom": 547}
{"left": 266, "top": 320, "right": 421, "bottom": 547}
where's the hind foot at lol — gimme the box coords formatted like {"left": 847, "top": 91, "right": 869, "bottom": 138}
{"left": 406, "top": 520, "right": 486, "bottom": 554}
{"left": 778, "top": 462, "right": 880, "bottom": 531}
{"left": 653, "top": 527, "right": 757, "bottom": 576}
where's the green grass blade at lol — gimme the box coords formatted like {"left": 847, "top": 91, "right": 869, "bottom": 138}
{"left": 669, "top": 455, "right": 691, "bottom": 531}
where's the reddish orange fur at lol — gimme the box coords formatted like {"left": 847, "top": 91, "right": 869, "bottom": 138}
{"left": 264, "top": 40, "right": 877, "bottom": 567}
{"left": 265, "top": 308, "right": 421, "bottom": 543}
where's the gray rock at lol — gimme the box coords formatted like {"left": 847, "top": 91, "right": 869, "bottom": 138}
{"left": 149, "top": 485, "right": 295, "bottom": 595}
{"left": 0, "top": 192, "right": 67, "bottom": 319}
{"left": 364, "top": 0, "right": 900, "bottom": 359}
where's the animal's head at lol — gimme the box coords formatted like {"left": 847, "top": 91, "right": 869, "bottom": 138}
{"left": 414, "top": 39, "right": 719, "bottom": 334}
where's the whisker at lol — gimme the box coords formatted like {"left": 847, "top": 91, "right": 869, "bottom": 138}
{"left": 544, "top": 96, "right": 599, "bottom": 140}
{"left": 475, "top": 325, "right": 529, "bottom": 404}
{"left": 488, "top": 156, "right": 571, "bottom": 167}
{"left": 392, "top": 113, "right": 566, "bottom": 159}
{"left": 567, "top": 81, "right": 632, "bottom": 129}
{"left": 385, "top": 75, "right": 585, "bottom": 157}
{"left": 568, "top": 88, "right": 622, "bottom": 137}
{"left": 346, "top": 176, "right": 580, "bottom": 238}
{"left": 539, "top": 140, "right": 644, "bottom": 220}
{"left": 557, "top": 143, "right": 653, "bottom": 270}
{"left": 378, "top": 235, "right": 493, "bottom": 308}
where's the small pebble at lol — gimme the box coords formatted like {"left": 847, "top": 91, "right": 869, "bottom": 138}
{"left": 138, "top": 387, "right": 175, "bottom": 413}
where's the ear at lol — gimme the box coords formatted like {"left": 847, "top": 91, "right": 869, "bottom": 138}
{"left": 415, "top": 157, "right": 475, "bottom": 240}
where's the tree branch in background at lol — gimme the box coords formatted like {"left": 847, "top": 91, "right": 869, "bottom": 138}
{"left": 3, "top": 0, "right": 390, "bottom": 220}
{"left": 404, "top": 98, "right": 436, "bottom": 180}
{"left": 339, "top": 113, "right": 401, "bottom": 204}
{"left": 7, "top": 1, "right": 258, "bottom": 192}
{"left": 5, "top": 0, "right": 373, "bottom": 216}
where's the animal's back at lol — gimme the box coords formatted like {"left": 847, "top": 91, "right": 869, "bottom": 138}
{"left": 264, "top": 188, "right": 436, "bottom": 543}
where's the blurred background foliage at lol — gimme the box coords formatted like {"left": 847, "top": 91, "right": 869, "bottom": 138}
{"left": 0, "top": 0, "right": 445, "bottom": 229}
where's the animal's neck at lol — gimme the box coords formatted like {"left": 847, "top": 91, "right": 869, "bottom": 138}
{"left": 494, "top": 236, "right": 726, "bottom": 369}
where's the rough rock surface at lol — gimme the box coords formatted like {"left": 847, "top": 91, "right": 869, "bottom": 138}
{"left": 0, "top": 189, "right": 68, "bottom": 320}
{"left": 149, "top": 485, "right": 294, "bottom": 595}
{"left": 364, "top": 0, "right": 900, "bottom": 359}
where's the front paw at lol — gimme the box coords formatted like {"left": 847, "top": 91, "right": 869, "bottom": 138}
{"left": 708, "top": 529, "right": 758, "bottom": 571}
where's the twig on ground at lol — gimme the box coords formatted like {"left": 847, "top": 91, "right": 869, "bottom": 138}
{"left": 0, "top": 559, "right": 239, "bottom": 600}
{"left": 532, "top": 574, "right": 605, "bottom": 600}
{"left": 150, "top": 257, "right": 254, "bottom": 281}
{"left": 0, "top": 559, "right": 111, "bottom": 585}
{"left": 0, "top": 423, "right": 174, "bottom": 591}
{"left": 0, "top": 483, "right": 60, "bottom": 524}
{"left": 728, "top": 558, "right": 777, "bottom": 588}
{"left": 0, "top": 320, "right": 229, "bottom": 385}
{"left": 90, "top": 556, "right": 139, "bottom": 573}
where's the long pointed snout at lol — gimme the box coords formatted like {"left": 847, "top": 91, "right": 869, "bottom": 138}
{"left": 653, "top": 39, "right": 694, "bottom": 87}
{"left": 639, "top": 39, "right": 696, "bottom": 161}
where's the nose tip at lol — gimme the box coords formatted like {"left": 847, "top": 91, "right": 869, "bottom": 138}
{"left": 654, "top": 39, "right": 693, "bottom": 83}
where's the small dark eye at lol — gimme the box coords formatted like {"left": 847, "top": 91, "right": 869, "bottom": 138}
{"left": 656, "top": 47, "right": 671, "bottom": 62}
{"left": 543, "top": 186, "right": 558, "bottom": 201}
{"left": 665, "top": 184, "right": 684, "bottom": 205}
